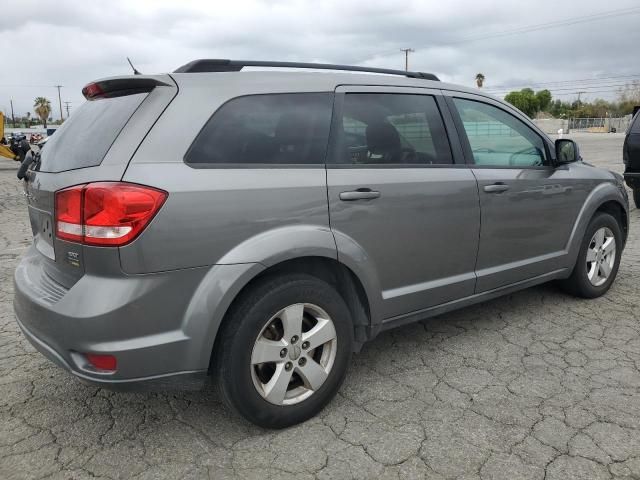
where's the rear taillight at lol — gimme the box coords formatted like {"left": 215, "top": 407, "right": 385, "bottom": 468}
{"left": 85, "top": 353, "right": 117, "bottom": 371}
{"left": 55, "top": 182, "right": 167, "bottom": 247}
{"left": 55, "top": 186, "right": 83, "bottom": 243}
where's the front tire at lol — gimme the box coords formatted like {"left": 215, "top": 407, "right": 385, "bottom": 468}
{"left": 215, "top": 274, "right": 353, "bottom": 428}
{"left": 560, "top": 212, "right": 622, "bottom": 298}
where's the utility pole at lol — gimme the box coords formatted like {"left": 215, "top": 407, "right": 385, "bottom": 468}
{"left": 400, "top": 48, "right": 414, "bottom": 71}
{"left": 10, "top": 99, "right": 15, "bottom": 127}
{"left": 54, "top": 85, "right": 64, "bottom": 122}
{"left": 64, "top": 101, "right": 72, "bottom": 118}
{"left": 576, "top": 91, "right": 587, "bottom": 105}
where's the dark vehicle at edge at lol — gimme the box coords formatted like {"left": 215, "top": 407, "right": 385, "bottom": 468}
{"left": 624, "top": 108, "right": 640, "bottom": 208}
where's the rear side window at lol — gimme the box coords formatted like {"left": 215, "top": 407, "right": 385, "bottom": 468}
{"left": 334, "top": 93, "right": 453, "bottom": 165}
{"left": 39, "top": 93, "right": 147, "bottom": 173}
{"left": 185, "top": 93, "right": 333, "bottom": 165}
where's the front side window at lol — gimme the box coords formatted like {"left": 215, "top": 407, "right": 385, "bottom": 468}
{"left": 185, "top": 93, "right": 333, "bottom": 165}
{"left": 453, "top": 98, "right": 547, "bottom": 167}
{"left": 334, "top": 93, "right": 453, "bottom": 165}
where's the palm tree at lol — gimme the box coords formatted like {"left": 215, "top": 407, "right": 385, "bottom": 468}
{"left": 34, "top": 97, "right": 51, "bottom": 128}
{"left": 475, "top": 73, "right": 485, "bottom": 88}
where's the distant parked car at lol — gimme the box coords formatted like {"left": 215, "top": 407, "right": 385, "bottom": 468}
{"left": 624, "top": 110, "right": 640, "bottom": 208}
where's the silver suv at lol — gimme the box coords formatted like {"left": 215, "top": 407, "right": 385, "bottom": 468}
{"left": 14, "top": 60, "right": 629, "bottom": 428}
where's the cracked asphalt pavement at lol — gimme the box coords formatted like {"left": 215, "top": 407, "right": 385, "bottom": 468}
{"left": 1, "top": 133, "right": 639, "bottom": 479}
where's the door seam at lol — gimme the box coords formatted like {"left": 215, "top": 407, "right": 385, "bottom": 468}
{"left": 470, "top": 168, "right": 482, "bottom": 294}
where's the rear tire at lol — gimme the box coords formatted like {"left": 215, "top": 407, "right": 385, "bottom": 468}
{"left": 633, "top": 188, "right": 640, "bottom": 209}
{"left": 560, "top": 212, "right": 622, "bottom": 298}
{"left": 215, "top": 274, "right": 353, "bottom": 429}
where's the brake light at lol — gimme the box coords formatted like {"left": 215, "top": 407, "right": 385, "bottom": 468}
{"left": 82, "top": 82, "right": 104, "bottom": 99}
{"left": 55, "top": 182, "right": 167, "bottom": 246}
{"left": 55, "top": 186, "right": 83, "bottom": 243}
{"left": 85, "top": 353, "right": 117, "bottom": 371}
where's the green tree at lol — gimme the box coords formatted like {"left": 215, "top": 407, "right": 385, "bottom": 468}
{"left": 616, "top": 81, "right": 640, "bottom": 115}
{"left": 535, "top": 89, "right": 552, "bottom": 112}
{"left": 34, "top": 97, "right": 51, "bottom": 128}
{"left": 504, "top": 89, "right": 539, "bottom": 118}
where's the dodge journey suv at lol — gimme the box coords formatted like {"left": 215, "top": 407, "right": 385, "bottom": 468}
{"left": 14, "top": 60, "right": 629, "bottom": 428}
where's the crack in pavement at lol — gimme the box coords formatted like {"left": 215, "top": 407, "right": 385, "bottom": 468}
{"left": 1, "top": 135, "right": 640, "bottom": 479}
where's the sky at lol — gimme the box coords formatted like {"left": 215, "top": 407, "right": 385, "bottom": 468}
{"left": 1, "top": 0, "right": 640, "bottom": 120}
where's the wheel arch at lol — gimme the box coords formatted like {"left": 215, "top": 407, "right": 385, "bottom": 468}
{"left": 594, "top": 200, "right": 628, "bottom": 245}
{"left": 566, "top": 182, "right": 629, "bottom": 268}
{"left": 207, "top": 256, "right": 374, "bottom": 374}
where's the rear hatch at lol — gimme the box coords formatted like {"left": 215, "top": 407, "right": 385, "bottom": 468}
{"left": 22, "top": 75, "right": 177, "bottom": 289}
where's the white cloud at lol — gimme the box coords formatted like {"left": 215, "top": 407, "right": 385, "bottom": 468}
{"left": 1, "top": 0, "right": 639, "bottom": 117}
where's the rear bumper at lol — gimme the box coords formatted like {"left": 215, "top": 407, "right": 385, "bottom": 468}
{"left": 15, "top": 314, "right": 207, "bottom": 391}
{"left": 13, "top": 245, "right": 216, "bottom": 390}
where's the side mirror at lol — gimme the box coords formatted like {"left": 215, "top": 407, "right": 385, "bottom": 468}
{"left": 555, "top": 139, "right": 581, "bottom": 164}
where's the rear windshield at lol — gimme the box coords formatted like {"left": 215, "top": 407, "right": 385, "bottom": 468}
{"left": 38, "top": 93, "right": 147, "bottom": 172}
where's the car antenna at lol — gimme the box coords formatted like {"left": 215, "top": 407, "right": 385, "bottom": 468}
{"left": 127, "top": 57, "right": 142, "bottom": 75}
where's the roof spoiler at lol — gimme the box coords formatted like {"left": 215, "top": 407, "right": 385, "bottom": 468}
{"left": 82, "top": 76, "right": 172, "bottom": 100}
{"left": 173, "top": 59, "right": 439, "bottom": 81}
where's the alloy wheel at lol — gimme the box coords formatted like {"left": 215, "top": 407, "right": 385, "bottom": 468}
{"left": 586, "top": 226, "right": 616, "bottom": 287}
{"left": 250, "top": 303, "right": 337, "bottom": 405}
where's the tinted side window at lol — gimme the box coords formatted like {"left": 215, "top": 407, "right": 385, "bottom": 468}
{"left": 185, "top": 93, "right": 333, "bottom": 165}
{"left": 335, "top": 94, "right": 453, "bottom": 165}
{"left": 453, "top": 98, "right": 547, "bottom": 167}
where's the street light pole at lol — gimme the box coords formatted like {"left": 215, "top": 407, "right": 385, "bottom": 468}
{"left": 54, "top": 85, "right": 64, "bottom": 121}
{"left": 400, "top": 48, "right": 415, "bottom": 71}
{"left": 10, "top": 99, "right": 15, "bottom": 127}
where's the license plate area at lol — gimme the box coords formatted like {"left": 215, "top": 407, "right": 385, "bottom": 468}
{"left": 28, "top": 206, "right": 55, "bottom": 261}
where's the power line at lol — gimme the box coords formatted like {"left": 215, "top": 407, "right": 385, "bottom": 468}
{"left": 550, "top": 90, "right": 629, "bottom": 97}
{"left": 492, "top": 89, "right": 628, "bottom": 99}
{"left": 366, "top": 6, "right": 640, "bottom": 62}
{"left": 440, "top": 6, "right": 640, "bottom": 46}
{"left": 487, "top": 81, "right": 640, "bottom": 95}
{"left": 484, "top": 74, "right": 640, "bottom": 92}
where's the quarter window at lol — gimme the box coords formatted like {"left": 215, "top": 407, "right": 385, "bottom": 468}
{"left": 453, "top": 98, "right": 547, "bottom": 167}
{"left": 335, "top": 94, "right": 453, "bottom": 165}
{"left": 185, "top": 93, "right": 333, "bottom": 165}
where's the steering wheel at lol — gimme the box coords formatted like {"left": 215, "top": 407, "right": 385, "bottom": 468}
{"left": 509, "top": 146, "right": 543, "bottom": 166}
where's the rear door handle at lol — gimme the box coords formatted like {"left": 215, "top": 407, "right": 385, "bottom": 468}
{"left": 339, "top": 189, "right": 381, "bottom": 201}
{"left": 483, "top": 183, "right": 510, "bottom": 193}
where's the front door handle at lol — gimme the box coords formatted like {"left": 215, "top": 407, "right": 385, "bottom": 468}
{"left": 483, "top": 183, "right": 510, "bottom": 193}
{"left": 339, "top": 189, "right": 381, "bottom": 201}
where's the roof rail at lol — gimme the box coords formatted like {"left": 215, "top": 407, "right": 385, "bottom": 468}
{"left": 173, "top": 59, "right": 439, "bottom": 81}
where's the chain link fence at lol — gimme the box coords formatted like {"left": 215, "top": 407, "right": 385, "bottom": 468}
{"left": 569, "top": 115, "right": 633, "bottom": 133}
